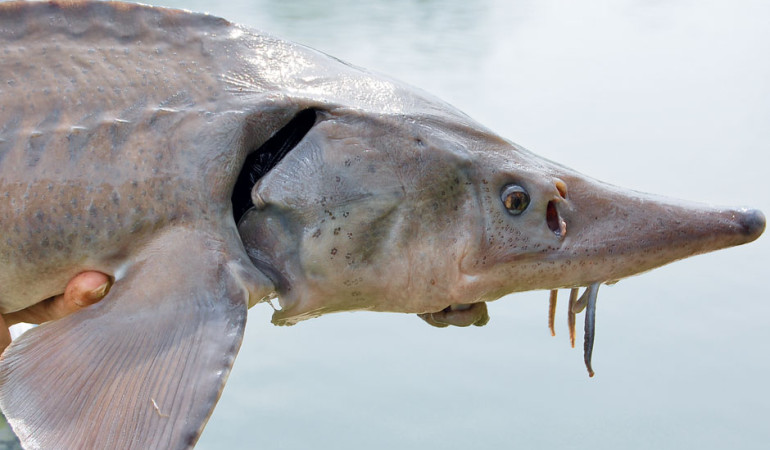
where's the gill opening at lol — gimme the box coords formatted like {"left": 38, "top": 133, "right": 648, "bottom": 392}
{"left": 232, "top": 108, "right": 318, "bottom": 224}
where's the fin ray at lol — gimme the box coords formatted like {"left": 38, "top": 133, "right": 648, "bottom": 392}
{"left": 0, "top": 228, "right": 255, "bottom": 449}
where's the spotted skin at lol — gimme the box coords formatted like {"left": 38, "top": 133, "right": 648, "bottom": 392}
{"left": 0, "top": 1, "right": 241, "bottom": 313}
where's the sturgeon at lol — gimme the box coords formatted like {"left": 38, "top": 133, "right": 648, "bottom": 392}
{"left": 0, "top": 1, "right": 764, "bottom": 448}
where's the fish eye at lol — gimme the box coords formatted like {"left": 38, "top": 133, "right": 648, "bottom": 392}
{"left": 501, "top": 184, "right": 530, "bottom": 215}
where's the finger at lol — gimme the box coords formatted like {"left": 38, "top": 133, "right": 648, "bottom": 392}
{"left": 4, "top": 272, "right": 111, "bottom": 326}
{"left": 60, "top": 271, "right": 112, "bottom": 308}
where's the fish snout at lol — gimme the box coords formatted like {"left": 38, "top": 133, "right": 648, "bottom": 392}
{"left": 552, "top": 170, "right": 766, "bottom": 285}
{"left": 736, "top": 208, "right": 766, "bottom": 241}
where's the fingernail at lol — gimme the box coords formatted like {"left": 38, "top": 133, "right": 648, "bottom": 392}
{"left": 86, "top": 281, "right": 111, "bottom": 302}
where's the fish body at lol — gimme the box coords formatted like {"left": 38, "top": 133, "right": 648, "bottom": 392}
{"left": 0, "top": 1, "right": 764, "bottom": 449}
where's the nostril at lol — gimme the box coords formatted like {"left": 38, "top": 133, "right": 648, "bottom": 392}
{"left": 547, "top": 201, "right": 562, "bottom": 236}
{"left": 555, "top": 180, "right": 568, "bottom": 199}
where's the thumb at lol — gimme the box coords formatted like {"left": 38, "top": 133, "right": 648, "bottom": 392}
{"left": 3, "top": 272, "right": 112, "bottom": 327}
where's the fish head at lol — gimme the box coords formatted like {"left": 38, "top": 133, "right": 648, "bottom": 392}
{"left": 237, "top": 107, "right": 764, "bottom": 325}
{"left": 462, "top": 144, "right": 765, "bottom": 296}
{"left": 238, "top": 108, "right": 484, "bottom": 323}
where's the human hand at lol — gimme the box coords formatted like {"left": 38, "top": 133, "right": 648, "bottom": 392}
{"left": 0, "top": 272, "right": 111, "bottom": 353}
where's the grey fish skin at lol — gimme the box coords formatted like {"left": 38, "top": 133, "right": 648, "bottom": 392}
{"left": 0, "top": 1, "right": 764, "bottom": 449}
{"left": 0, "top": 2, "right": 283, "bottom": 449}
{"left": 0, "top": 1, "right": 270, "bottom": 313}
{"left": 239, "top": 114, "right": 764, "bottom": 324}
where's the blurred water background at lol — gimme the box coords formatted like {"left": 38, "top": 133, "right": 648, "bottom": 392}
{"left": 115, "top": 1, "right": 768, "bottom": 448}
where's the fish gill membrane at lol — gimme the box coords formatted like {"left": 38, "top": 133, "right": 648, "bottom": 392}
{"left": 0, "top": 1, "right": 765, "bottom": 449}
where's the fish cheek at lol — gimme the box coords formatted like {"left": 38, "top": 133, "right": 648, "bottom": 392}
{"left": 299, "top": 192, "right": 402, "bottom": 296}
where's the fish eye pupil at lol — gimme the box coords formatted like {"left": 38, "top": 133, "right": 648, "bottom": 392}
{"left": 501, "top": 185, "right": 530, "bottom": 215}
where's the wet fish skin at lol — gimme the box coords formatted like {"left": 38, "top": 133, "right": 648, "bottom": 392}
{"left": 0, "top": 1, "right": 764, "bottom": 449}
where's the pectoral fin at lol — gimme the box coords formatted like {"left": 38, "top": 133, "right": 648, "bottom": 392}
{"left": 0, "top": 227, "right": 266, "bottom": 449}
